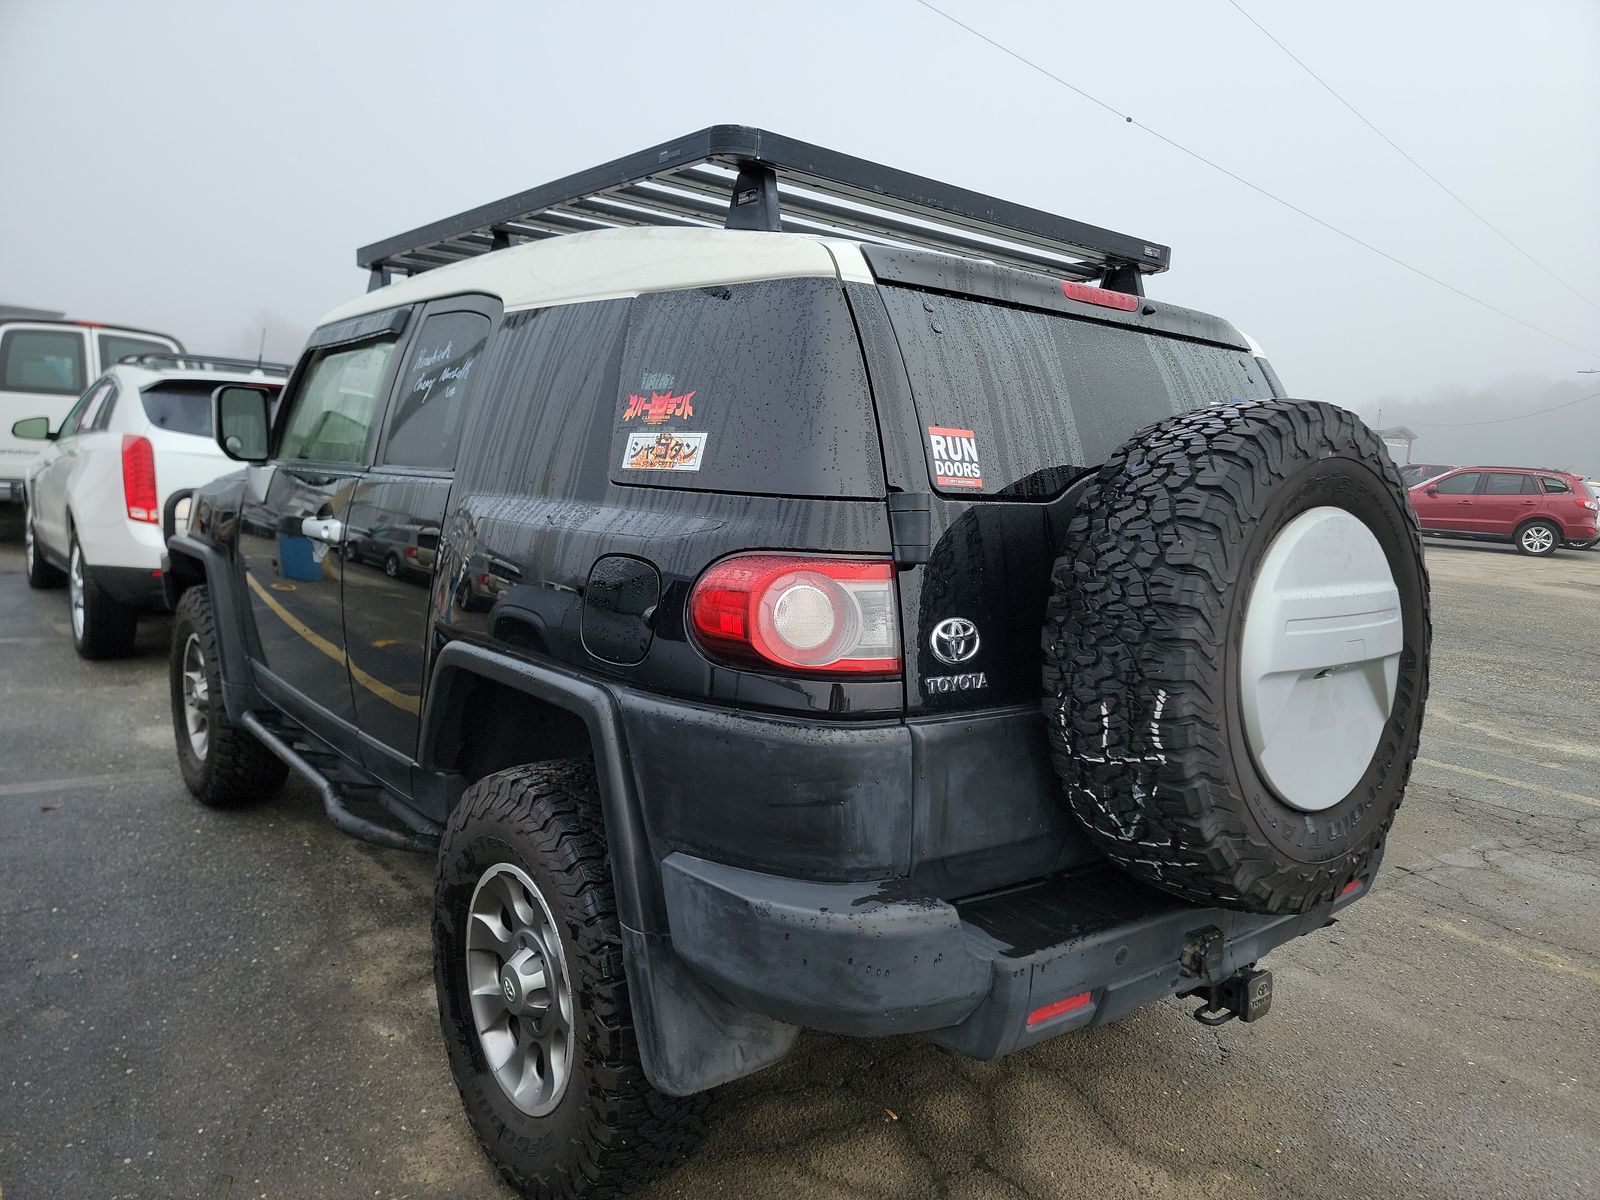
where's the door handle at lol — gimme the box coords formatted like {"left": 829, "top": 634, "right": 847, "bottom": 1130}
{"left": 301, "top": 516, "right": 345, "bottom": 545}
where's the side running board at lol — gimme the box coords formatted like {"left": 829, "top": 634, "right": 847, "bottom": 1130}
{"left": 241, "top": 711, "right": 441, "bottom": 854}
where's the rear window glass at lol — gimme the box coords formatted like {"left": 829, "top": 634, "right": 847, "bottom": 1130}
{"left": 2, "top": 328, "right": 85, "bottom": 394}
{"left": 142, "top": 380, "right": 249, "bottom": 437}
{"left": 100, "top": 333, "right": 176, "bottom": 368}
{"left": 609, "top": 279, "right": 883, "bottom": 498}
{"left": 880, "top": 288, "right": 1273, "bottom": 497}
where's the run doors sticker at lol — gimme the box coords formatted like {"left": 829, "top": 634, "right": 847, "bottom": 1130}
{"left": 926, "top": 426, "right": 983, "bottom": 488}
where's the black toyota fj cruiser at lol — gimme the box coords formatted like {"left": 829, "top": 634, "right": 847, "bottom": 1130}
{"left": 164, "top": 127, "right": 1430, "bottom": 1198}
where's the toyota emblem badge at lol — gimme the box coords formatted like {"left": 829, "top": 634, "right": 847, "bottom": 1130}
{"left": 930, "top": 617, "right": 980, "bottom": 665}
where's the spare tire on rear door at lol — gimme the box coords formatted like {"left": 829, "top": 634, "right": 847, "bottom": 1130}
{"left": 1042, "top": 400, "right": 1430, "bottom": 915}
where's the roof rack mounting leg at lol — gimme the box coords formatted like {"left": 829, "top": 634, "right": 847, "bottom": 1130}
{"left": 367, "top": 264, "right": 392, "bottom": 293}
{"left": 724, "top": 161, "right": 781, "bottom": 232}
{"left": 1101, "top": 262, "right": 1144, "bottom": 297}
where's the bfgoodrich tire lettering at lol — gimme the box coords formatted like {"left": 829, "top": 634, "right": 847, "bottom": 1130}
{"left": 169, "top": 587, "right": 288, "bottom": 807}
{"left": 1042, "top": 400, "right": 1431, "bottom": 914}
{"left": 434, "top": 762, "right": 709, "bottom": 1199}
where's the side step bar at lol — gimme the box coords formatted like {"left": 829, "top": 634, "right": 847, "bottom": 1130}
{"left": 241, "top": 711, "right": 440, "bottom": 854}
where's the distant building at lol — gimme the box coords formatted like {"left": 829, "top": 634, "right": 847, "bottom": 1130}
{"left": 1375, "top": 425, "right": 1417, "bottom": 464}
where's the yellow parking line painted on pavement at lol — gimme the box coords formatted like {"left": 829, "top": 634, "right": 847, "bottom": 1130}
{"left": 1415, "top": 757, "right": 1600, "bottom": 810}
{"left": 1407, "top": 911, "right": 1600, "bottom": 990}
{"left": 245, "top": 573, "right": 420, "bottom": 716}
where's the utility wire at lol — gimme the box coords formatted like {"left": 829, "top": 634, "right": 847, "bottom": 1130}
{"left": 909, "top": 0, "right": 1600, "bottom": 359}
{"left": 1398, "top": 389, "right": 1599, "bottom": 427}
{"left": 1227, "top": 0, "right": 1600, "bottom": 314}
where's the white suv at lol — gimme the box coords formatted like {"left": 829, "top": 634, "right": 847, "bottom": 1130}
{"left": 17, "top": 355, "right": 287, "bottom": 657}
{"left": 1, "top": 318, "right": 183, "bottom": 502}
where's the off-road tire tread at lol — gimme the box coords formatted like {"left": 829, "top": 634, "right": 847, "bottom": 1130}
{"left": 170, "top": 586, "right": 288, "bottom": 807}
{"left": 1042, "top": 399, "right": 1431, "bottom": 914}
{"left": 437, "top": 762, "right": 710, "bottom": 1200}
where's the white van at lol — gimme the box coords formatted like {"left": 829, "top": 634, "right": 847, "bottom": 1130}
{"left": 0, "top": 319, "right": 183, "bottom": 502}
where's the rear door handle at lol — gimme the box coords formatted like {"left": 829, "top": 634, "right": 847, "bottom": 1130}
{"left": 301, "top": 516, "right": 344, "bottom": 545}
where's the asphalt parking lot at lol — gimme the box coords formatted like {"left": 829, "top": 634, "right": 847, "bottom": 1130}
{"left": 2, "top": 517, "right": 1596, "bottom": 1200}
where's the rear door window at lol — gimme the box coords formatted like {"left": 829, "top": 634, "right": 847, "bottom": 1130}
{"left": 609, "top": 278, "right": 883, "bottom": 498}
{"left": 879, "top": 288, "right": 1273, "bottom": 497}
{"left": 1484, "top": 473, "right": 1534, "bottom": 495}
{"left": 381, "top": 309, "right": 491, "bottom": 470}
{"left": 99, "top": 333, "right": 177, "bottom": 369}
{"left": 1, "top": 328, "right": 86, "bottom": 394}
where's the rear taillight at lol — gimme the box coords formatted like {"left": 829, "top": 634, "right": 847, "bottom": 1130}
{"left": 689, "top": 554, "right": 900, "bottom": 675}
{"left": 121, "top": 435, "right": 157, "bottom": 523}
{"left": 405, "top": 546, "right": 417, "bottom": 558}
{"left": 1060, "top": 280, "right": 1141, "bottom": 311}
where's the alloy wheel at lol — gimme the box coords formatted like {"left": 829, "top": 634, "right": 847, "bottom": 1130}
{"left": 180, "top": 633, "right": 210, "bottom": 759}
{"left": 464, "top": 863, "right": 575, "bottom": 1117}
{"left": 1520, "top": 525, "right": 1554, "bottom": 554}
{"left": 69, "top": 543, "right": 86, "bottom": 641}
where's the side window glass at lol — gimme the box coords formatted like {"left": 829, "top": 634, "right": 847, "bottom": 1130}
{"left": 1433, "top": 472, "right": 1481, "bottom": 495}
{"left": 58, "top": 379, "right": 112, "bottom": 437}
{"left": 382, "top": 310, "right": 491, "bottom": 470}
{"left": 1540, "top": 475, "right": 1572, "bottom": 494}
{"left": 98, "top": 334, "right": 175, "bottom": 368}
{"left": 87, "top": 383, "right": 120, "bottom": 432}
{"left": 1, "top": 328, "right": 86, "bottom": 394}
{"left": 1521, "top": 475, "right": 1543, "bottom": 495}
{"left": 278, "top": 338, "right": 399, "bottom": 464}
{"left": 1483, "top": 473, "right": 1528, "bottom": 496}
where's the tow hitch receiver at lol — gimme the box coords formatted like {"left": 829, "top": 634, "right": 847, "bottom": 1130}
{"left": 1184, "top": 966, "right": 1274, "bottom": 1027}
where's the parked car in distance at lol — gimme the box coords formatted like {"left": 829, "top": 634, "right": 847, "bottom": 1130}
{"left": 1399, "top": 462, "right": 1455, "bottom": 488}
{"left": 1570, "top": 481, "right": 1600, "bottom": 548}
{"left": 343, "top": 519, "right": 441, "bottom": 581}
{"left": 17, "top": 354, "right": 288, "bottom": 656}
{"left": 1409, "top": 465, "right": 1599, "bottom": 556}
{"left": 1, "top": 318, "right": 184, "bottom": 503}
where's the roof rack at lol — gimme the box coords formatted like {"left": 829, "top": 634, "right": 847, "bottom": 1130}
{"left": 357, "top": 125, "right": 1170, "bottom": 295}
{"left": 119, "top": 353, "right": 291, "bottom": 376}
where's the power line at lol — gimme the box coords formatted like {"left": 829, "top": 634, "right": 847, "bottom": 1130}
{"left": 1226, "top": 1, "right": 1600, "bottom": 314}
{"left": 1399, "top": 389, "right": 1599, "bottom": 427}
{"left": 908, "top": 0, "right": 1600, "bottom": 360}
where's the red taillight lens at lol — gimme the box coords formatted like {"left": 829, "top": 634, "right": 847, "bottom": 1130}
{"left": 1026, "top": 991, "right": 1093, "bottom": 1026}
{"left": 404, "top": 546, "right": 417, "bottom": 558}
{"left": 689, "top": 554, "right": 900, "bottom": 675}
{"left": 1060, "top": 280, "right": 1141, "bottom": 311}
{"left": 121, "top": 434, "right": 157, "bottom": 523}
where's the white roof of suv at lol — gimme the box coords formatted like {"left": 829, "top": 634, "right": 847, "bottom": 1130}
{"left": 322, "top": 226, "right": 874, "bottom": 326}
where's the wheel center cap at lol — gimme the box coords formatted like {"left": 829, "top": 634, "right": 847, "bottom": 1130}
{"left": 500, "top": 971, "right": 519, "bottom": 1006}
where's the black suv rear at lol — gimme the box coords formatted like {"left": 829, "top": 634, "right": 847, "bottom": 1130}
{"left": 164, "top": 128, "right": 1429, "bottom": 1198}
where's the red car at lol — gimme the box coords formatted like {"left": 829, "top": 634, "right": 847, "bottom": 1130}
{"left": 1409, "top": 465, "right": 1599, "bottom": 556}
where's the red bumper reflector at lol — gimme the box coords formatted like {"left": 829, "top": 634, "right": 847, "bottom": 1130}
{"left": 1026, "top": 991, "right": 1093, "bottom": 1026}
{"left": 1339, "top": 879, "right": 1362, "bottom": 898}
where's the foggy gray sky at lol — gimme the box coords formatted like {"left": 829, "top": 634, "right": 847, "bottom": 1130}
{"left": 3, "top": 0, "right": 1597, "bottom": 463}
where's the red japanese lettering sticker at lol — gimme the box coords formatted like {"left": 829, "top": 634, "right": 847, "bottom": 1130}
{"left": 623, "top": 389, "right": 697, "bottom": 425}
{"left": 926, "top": 426, "right": 983, "bottom": 488}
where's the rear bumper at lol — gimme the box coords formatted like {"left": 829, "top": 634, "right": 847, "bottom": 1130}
{"left": 93, "top": 563, "right": 170, "bottom": 610}
{"left": 662, "top": 851, "right": 1369, "bottom": 1058}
